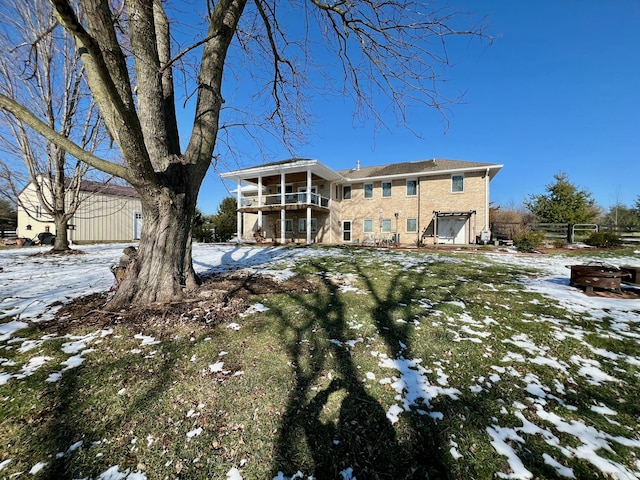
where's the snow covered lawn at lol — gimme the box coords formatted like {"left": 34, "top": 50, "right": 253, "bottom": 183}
{"left": 1, "top": 243, "right": 639, "bottom": 479}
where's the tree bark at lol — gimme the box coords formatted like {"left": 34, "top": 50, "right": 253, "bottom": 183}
{"left": 53, "top": 217, "right": 70, "bottom": 251}
{"left": 107, "top": 170, "right": 200, "bottom": 307}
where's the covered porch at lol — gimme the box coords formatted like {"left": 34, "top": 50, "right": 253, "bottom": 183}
{"left": 220, "top": 158, "right": 342, "bottom": 244}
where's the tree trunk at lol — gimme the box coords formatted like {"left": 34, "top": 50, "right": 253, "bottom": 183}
{"left": 53, "top": 217, "right": 70, "bottom": 251}
{"left": 107, "top": 181, "right": 199, "bottom": 308}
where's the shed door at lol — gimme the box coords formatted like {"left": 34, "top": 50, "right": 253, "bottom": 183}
{"left": 133, "top": 211, "right": 143, "bottom": 240}
{"left": 438, "top": 217, "right": 466, "bottom": 244}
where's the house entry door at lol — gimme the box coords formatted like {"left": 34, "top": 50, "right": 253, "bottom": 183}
{"left": 342, "top": 221, "right": 352, "bottom": 242}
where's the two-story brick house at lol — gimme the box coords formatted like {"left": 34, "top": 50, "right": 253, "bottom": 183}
{"left": 220, "top": 157, "right": 502, "bottom": 246}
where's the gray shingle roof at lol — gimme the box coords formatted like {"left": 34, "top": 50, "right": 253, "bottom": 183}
{"left": 337, "top": 158, "right": 499, "bottom": 179}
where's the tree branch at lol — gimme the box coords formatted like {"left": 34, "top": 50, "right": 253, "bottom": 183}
{"left": 0, "top": 93, "right": 130, "bottom": 180}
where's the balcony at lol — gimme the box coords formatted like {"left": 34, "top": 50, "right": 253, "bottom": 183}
{"left": 239, "top": 192, "right": 330, "bottom": 213}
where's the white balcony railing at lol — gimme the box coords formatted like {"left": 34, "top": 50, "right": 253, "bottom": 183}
{"left": 240, "top": 193, "right": 329, "bottom": 208}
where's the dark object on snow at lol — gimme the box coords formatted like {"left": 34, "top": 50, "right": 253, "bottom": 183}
{"left": 567, "top": 263, "right": 630, "bottom": 293}
{"left": 620, "top": 266, "right": 640, "bottom": 286}
{"left": 110, "top": 246, "right": 138, "bottom": 287}
{"left": 37, "top": 232, "right": 56, "bottom": 245}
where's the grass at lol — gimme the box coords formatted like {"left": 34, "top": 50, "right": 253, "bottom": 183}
{"left": 1, "top": 246, "right": 640, "bottom": 479}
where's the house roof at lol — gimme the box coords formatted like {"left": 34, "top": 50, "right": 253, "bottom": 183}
{"left": 337, "top": 158, "right": 502, "bottom": 181}
{"left": 74, "top": 179, "right": 140, "bottom": 198}
{"left": 220, "top": 157, "right": 502, "bottom": 185}
{"left": 18, "top": 176, "right": 140, "bottom": 200}
{"left": 220, "top": 158, "right": 343, "bottom": 184}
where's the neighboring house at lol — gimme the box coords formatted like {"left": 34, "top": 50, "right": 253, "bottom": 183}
{"left": 220, "top": 157, "right": 503, "bottom": 246}
{"left": 17, "top": 179, "right": 143, "bottom": 243}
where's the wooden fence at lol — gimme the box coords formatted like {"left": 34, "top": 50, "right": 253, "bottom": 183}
{"left": 491, "top": 222, "right": 640, "bottom": 245}
{"left": 0, "top": 225, "right": 17, "bottom": 238}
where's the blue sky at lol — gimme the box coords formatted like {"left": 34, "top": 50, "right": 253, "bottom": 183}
{"left": 195, "top": 1, "right": 640, "bottom": 214}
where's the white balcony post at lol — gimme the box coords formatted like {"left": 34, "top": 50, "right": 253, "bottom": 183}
{"left": 280, "top": 172, "right": 286, "bottom": 243}
{"left": 236, "top": 179, "right": 242, "bottom": 241}
{"left": 280, "top": 172, "right": 285, "bottom": 206}
{"left": 306, "top": 170, "right": 312, "bottom": 244}
{"left": 258, "top": 176, "right": 263, "bottom": 230}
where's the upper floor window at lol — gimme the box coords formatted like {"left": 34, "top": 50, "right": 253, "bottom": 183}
{"left": 406, "top": 180, "right": 417, "bottom": 196}
{"left": 35, "top": 205, "right": 42, "bottom": 218}
{"left": 382, "top": 182, "right": 392, "bottom": 197}
{"left": 343, "top": 185, "right": 352, "bottom": 200}
{"left": 452, "top": 175, "right": 464, "bottom": 193}
{"left": 364, "top": 183, "right": 373, "bottom": 199}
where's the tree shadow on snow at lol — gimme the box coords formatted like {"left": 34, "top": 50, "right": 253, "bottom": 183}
{"left": 272, "top": 256, "right": 450, "bottom": 479}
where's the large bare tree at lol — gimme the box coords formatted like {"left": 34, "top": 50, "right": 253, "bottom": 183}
{"left": 0, "top": 0, "right": 488, "bottom": 307}
{"left": 0, "top": 0, "right": 108, "bottom": 251}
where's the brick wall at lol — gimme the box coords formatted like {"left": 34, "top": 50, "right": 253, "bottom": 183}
{"left": 330, "top": 171, "right": 489, "bottom": 245}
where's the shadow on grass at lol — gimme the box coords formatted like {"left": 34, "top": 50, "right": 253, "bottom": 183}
{"left": 272, "top": 255, "right": 451, "bottom": 479}
{"left": 22, "top": 340, "right": 184, "bottom": 480}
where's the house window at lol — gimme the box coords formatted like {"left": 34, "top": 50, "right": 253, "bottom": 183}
{"left": 406, "top": 180, "right": 417, "bottom": 196}
{"left": 452, "top": 175, "right": 464, "bottom": 193}
{"left": 406, "top": 218, "right": 417, "bottom": 233}
{"left": 285, "top": 219, "right": 294, "bottom": 232}
{"left": 382, "top": 182, "right": 392, "bottom": 197}
{"left": 381, "top": 219, "right": 392, "bottom": 233}
{"left": 364, "top": 183, "right": 373, "bottom": 199}
{"left": 342, "top": 221, "right": 352, "bottom": 242}
{"left": 35, "top": 205, "right": 42, "bottom": 218}
{"left": 298, "top": 218, "right": 317, "bottom": 232}
{"left": 343, "top": 185, "right": 351, "bottom": 200}
{"left": 276, "top": 184, "right": 293, "bottom": 194}
{"left": 363, "top": 219, "right": 373, "bottom": 233}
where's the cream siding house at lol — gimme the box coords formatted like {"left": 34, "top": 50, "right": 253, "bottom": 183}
{"left": 17, "top": 179, "right": 142, "bottom": 243}
{"left": 221, "top": 158, "right": 502, "bottom": 246}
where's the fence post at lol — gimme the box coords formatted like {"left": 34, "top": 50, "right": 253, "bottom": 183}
{"left": 567, "top": 224, "right": 574, "bottom": 244}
